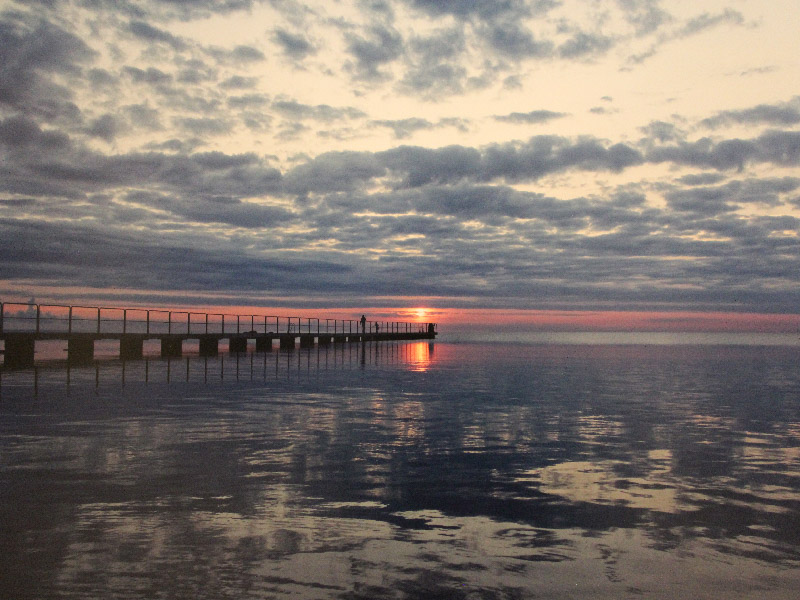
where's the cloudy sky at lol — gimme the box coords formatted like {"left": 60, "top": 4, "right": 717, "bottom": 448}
{"left": 1, "top": 0, "right": 799, "bottom": 331}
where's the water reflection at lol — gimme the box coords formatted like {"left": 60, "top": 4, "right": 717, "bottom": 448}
{"left": 0, "top": 340, "right": 434, "bottom": 394}
{"left": 1, "top": 342, "right": 800, "bottom": 599}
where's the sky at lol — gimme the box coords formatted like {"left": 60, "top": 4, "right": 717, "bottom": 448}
{"left": 1, "top": 0, "right": 799, "bottom": 332}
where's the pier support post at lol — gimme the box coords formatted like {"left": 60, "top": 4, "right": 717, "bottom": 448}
{"left": 255, "top": 337, "right": 272, "bottom": 352}
{"left": 299, "top": 335, "right": 314, "bottom": 348}
{"left": 68, "top": 337, "right": 94, "bottom": 365}
{"left": 199, "top": 337, "right": 218, "bottom": 357}
{"left": 318, "top": 336, "right": 331, "bottom": 346}
{"left": 4, "top": 335, "right": 35, "bottom": 368}
{"left": 229, "top": 337, "right": 247, "bottom": 353}
{"left": 120, "top": 337, "right": 143, "bottom": 360}
{"left": 161, "top": 337, "right": 182, "bottom": 358}
{"left": 280, "top": 336, "right": 295, "bottom": 350}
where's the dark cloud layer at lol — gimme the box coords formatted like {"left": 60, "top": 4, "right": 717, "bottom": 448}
{"left": 3, "top": 114, "right": 800, "bottom": 311}
{"left": 0, "top": 1, "right": 798, "bottom": 319}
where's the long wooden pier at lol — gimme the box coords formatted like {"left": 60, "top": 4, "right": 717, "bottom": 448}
{"left": 0, "top": 302, "right": 437, "bottom": 368}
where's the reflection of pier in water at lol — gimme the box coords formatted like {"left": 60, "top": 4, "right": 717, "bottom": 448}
{"left": 0, "top": 340, "right": 436, "bottom": 395}
{"left": 0, "top": 301, "right": 437, "bottom": 369}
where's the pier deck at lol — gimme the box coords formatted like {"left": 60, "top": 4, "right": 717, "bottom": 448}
{"left": 0, "top": 302, "right": 436, "bottom": 368}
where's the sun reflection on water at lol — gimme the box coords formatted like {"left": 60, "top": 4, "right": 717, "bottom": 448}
{"left": 406, "top": 341, "right": 434, "bottom": 372}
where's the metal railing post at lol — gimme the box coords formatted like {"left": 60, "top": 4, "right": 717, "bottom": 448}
{"left": 205, "top": 313, "right": 209, "bottom": 334}
{"left": 123, "top": 309, "right": 127, "bottom": 334}
{"left": 68, "top": 306, "right": 73, "bottom": 334}
{"left": 237, "top": 315, "right": 240, "bottom": 334}
{"left": 187, "top": 312, "right": 190, "bottom": 334}
{"left": 96, "top": 307, "right": 100, "bottom": 334}
{"left": 168, "top": 312, "right": 172, "bottom": 334}
{"left": 146, "top": 311, "right": 150, "bottom": 335}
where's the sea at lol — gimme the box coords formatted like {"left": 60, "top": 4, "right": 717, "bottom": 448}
{"left": 1, "top": 333, "right": 800, "bottom": 599}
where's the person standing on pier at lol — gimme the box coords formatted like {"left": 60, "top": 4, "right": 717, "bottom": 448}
{"left": 360, "top": 314, "right": 366, "bottom": 333}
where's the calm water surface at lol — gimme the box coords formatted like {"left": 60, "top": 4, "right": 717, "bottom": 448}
{"left": 2, "top": 341, "right": 800, "bottom": 599}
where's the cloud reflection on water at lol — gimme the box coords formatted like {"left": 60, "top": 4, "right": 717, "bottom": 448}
{"left": 1, "top": 341, "right": 800, "bottom": 598}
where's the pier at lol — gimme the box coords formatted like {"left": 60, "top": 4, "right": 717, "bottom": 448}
{"left": 0, "top": 302, "right": 437, "bottom": 368}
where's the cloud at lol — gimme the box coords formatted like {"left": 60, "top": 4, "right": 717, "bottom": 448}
{"left": 617, "top": 0, "right": 672, "bottom": 36}
{"left": 676, "top": 173, "right": 727, "bottom": 186}
{"left": 701, "top": 99, "right": 800, "bottom": 129}
{"left": 558, "top": 31, "right": 615, "bottom": 59}
{"left": 128, "top": 20, "right": 187, "bottom": 50}
{"left": 494, "top": 110, "right": 567, "bottom": 124}
{"left": 403, "top": 0, "right": 550, "bottom": 21}
{"left": 345, "top": 24, "right": 404, "bottom": 81}
{"left": 371, "top": 118, "right": 432, "bottom": 139}
{"left": 125, "top": 103, "right": 163, "bottom": 130}
{"left": 626, "top": 7, "right": 746, "bottom": 65}
{"left": 282, "top": 151, "right": 385, "bottom": 195}
{"left": 173, "top": 117, "right": 233, "bottom": 136}
{"left": 84, "top": 113, "right": 121, "bottom": 141}
{"left": 272, "top": 99, "right": 366, "bottom": 122}
{"left": 478, "top": 20, "right": 553, "bottom": 59}
{"left": 480, "top": 136, "right": 644, "bottom": 181}
{"left": 379, "top": 145, "right": 483, "bottom": 187}
{"left": 123, "top": 189, "right": 294, "bottom": 228}
{"left": 81, "top": 0, "right": 261, "bottom": 21}
{"left": 231, "top": 45, "right": 265, "bottom": 62}
{"left": 399, "top": 61, "right": 468, "bottom": 97}
{"left": 272, "top": 28, "right": 315, "bottom": 60}
{"left": 370, "top": 117, "right": 469, "bottom": 139}
{"left": 0, "top": 115, "right": 71, "bottom": 154}
{"left": 677, "top": 8, "right": 744, "bottom": 37}
{"left": 123, "top": 66, "right": 173, "bottom": 85}
{"left": 399, "top": 26, "right": 467, "bottom": 96}
{"left": 219, "top": 75, "right": 259, "bottom": 89}
{"left": 639, "top": 121, "right": 685, "bottom": 144}
{"left": 647, "top": 130, "right": 800, "bottom": 171}
{"left": 0, "top": 13, "right": 95, "bottom": 120}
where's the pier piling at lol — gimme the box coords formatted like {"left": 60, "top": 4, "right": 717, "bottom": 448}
{"left": 120, "top": 337, "right": 144, "bottom": 360}
{"left": 229, "top": 337, "right": 247, "bottom": 353}
{"left": 199, "top": 337, "right": 219, "bottom": 357}
{"left": 67, "top": 338, "right": 94, "bottom": 365}
{"left": 4, "top": 335, "right": 35, "bottom": 369}
{"left": 161, "top": 337, "right": 182, "bottom": 358}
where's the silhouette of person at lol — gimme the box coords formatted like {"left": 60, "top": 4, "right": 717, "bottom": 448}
{"left": 375, "top": 322, "right": 379, "bottom": 333}
{"left": 360, "top": 314, "right": 366, "bottom": 333}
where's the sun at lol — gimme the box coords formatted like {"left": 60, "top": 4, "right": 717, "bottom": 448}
{"left": 414, "top": 308, "right": 428, "bottom": 320}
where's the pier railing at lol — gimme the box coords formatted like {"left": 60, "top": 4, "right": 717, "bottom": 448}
{"left": 0, "top": 301, "right": 436, "bottom": 337}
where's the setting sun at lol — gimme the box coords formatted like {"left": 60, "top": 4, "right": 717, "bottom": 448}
{"left": 414, "top": 308, "right": 428, "bottom": 320}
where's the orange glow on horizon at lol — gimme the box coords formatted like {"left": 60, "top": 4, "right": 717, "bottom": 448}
{"left": 430, "top": 308, "right": 800, "bottom": 334}
{"left": 189, "top": 306, "right": 799, "bottom": 334}
{"left": 3, "top": 294, "right": 798, "bottom": 334}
